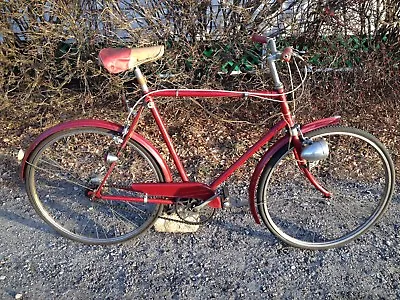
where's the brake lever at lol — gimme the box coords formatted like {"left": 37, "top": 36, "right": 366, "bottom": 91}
{"left": 291, "top": 49, "right": 306, "bottom": 62}
{"left": 294, "top": 50, "right": 306, "bottom": 55}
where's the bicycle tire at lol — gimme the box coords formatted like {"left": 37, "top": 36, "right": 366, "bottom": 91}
{"left": 257, "top": 126, "right": 395, "bottom": 249}
{"left": 25, "top": 126, "right": 164, "bottom": 245}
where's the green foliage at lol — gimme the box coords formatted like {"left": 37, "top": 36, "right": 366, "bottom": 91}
{"left": 301, "top": 34, "right": 399, "bottom": 68}
{"left": 0, "top": 0, "right": 399, "bottom": 113}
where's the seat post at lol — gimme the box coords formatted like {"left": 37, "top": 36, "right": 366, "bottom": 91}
{"left": 134, "top": 67, "right": 149, "bottom": 93}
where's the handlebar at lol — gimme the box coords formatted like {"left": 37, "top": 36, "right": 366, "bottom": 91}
{"left": 251, "top": 34, "right": 303, "bottom": 63}
{"left": 251, "top": 34, "right": 270, "bottom": 44}
{"left": 250, "top": 33, "right": 306, "bottom": 89}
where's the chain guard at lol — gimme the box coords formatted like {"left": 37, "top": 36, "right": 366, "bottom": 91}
{"left": 89, "top": 184, "right": 216, "bottom": 225}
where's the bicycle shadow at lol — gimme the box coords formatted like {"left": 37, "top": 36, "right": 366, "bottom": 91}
{"left": 210, "top": 210, "right": 278, "bottom": 243}
{"left": 1, "top": 150, "right": 116, "bottom": 237}
{"left": 393, "top": 182, "right": 400, "bottom": 203}
{"left": 0, "top": 152, "right": 57, "bottom": 234}
{"left": 0, "top": 208, "right": 56, "bottom": 235}
{"left": 212, "top": 209, "right": 328, "bottom": 245}
{"left": 0, "top": 152, "right": 24, "bottom": 187}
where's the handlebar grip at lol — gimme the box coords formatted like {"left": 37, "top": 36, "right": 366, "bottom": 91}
{"left": 251, "top": 34, "right": 269, "bottom": 44}
{"left": 281, "top": 47, "right": 293, "bottom": 62}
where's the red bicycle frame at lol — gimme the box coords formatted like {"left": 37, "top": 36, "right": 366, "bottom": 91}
{"left": 87, "top": 86, "right": 336, "bottom": 210}
{"left": 20, "top": 37, "right": 341, "bottom": 221}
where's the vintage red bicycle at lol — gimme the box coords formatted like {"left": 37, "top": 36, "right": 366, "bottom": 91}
{"left": 20, "top": 34, "right": 395, "bottom": 249}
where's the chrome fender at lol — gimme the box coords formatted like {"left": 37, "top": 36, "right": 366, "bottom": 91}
{"left": 20, "top": 119, "right": 173, "bottom": 182}
{"left": 248, "top": 116, "right": 341, "bottom": 224}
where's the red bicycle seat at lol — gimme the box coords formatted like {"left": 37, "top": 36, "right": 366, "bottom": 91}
{"left": 99, "top": 45, "right": 164, "bottom": 74}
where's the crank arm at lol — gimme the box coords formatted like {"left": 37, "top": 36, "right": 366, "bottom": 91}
{"left": 193, "top": 194, "right": 219, "bottom": 211}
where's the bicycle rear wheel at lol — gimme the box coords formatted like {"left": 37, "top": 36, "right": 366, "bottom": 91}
{"left": 25, "top": 127, "right": 164, "bottom": 245}
{"left": 257, "top": 126, "right": 395, "bottom": 249}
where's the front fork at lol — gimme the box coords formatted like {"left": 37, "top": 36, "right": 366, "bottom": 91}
{"left": 277, "top": 84, "right": 332, "bottom": 198}
{"left": 290, "top": 125, "right": 332, "bottom": 198}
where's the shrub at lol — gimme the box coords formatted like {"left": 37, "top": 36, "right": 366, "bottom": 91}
{"left": 0, "top": 1, "right": 399, "bottom": 164}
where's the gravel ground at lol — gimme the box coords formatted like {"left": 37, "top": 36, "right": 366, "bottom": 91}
{"left": 0, "top": 151, "right": 399, "bottom": 299}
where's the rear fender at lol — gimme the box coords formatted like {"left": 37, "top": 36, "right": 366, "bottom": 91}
{"left": 20, "top": 119, "right": 173, "bottom": 182}
{"left": 248, "top": 116, "right": 341, "bottom": 224}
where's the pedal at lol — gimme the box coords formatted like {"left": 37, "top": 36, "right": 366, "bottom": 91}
{"left": 222, "top": 186, "right": 231, "bottom": 208}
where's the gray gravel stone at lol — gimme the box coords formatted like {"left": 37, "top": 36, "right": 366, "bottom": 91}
{"left": 0, "top": 179, "right": 399, "bottom": 299}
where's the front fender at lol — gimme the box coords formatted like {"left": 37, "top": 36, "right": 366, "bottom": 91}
{"left": 20, "top": 119, "right": 173, "bottom": 182}
{"left": 248, "top": 116, "right": 341, "bottom": 224}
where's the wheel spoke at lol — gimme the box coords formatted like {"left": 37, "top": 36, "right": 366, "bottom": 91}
{"left": 257, "top": 126, "right": 394, "bottom": 249}
{"left": 25, "top": 127, "right": 164, "bottom": 245}
{"left": 27, "top": 160, "right": 93, "bottom": 191}
{"left": 109, "top": 206, "right": 139, "bottom": 228}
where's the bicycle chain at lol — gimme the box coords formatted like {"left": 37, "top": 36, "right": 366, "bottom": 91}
{"left": 97, "top": 200, "right": 210, "bottom": 225}
{"left": 158, "top": 214, "right": 209, "bottom": 225}
{"left": 94, "top": 185, "right": 213, "bottom": 225}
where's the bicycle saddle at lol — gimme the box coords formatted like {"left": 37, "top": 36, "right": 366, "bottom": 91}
{"left": 99, "top": 45, "right": 164, "bottom": 74}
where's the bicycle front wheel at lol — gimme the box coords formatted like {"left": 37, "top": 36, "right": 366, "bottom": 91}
{"left": 25, "top": 126, "right": 165, "bottom": 245}
{"left": 257, "top": 126, "right": 395, "bottom": 249}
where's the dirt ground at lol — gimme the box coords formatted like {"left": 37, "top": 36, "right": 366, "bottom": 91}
{"left": 0, "top": 95, "right": 399, "bottom": 299}
{"left": 0, "top": 146, "right": 399, "bottom": 299}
